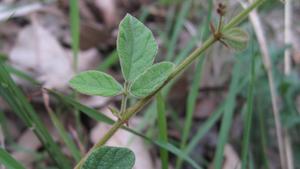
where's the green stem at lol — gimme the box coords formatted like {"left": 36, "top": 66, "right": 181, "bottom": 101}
{"left": 120, "top": 82, "right": 129, "bottom": 115}
{"left": 74, "top": 0, "right": 266, "bottom": 168}
{"left": 223, "top": 0, "right": 265, "bottom": 31}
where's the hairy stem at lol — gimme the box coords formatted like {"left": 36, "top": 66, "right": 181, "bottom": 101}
{"left": 120, "top": 82, "right": 129, "bottom": 115}
{"left": 74, "top": 0, "right": 266, "bottom": 168}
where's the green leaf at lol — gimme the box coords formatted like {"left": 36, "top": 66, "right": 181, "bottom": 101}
{"left": 117, "top": 14, "right": 158, "bottom": 82}
{"left": 222, "top": 27, "right": 249, "bottom": 51}
{"left": 82, "top": 146, "right": 135, "bottom": 169}
{"left": 0, "top": 63, "right": 72, "bottom": 168}
{"left": 69, "top": 70, "right": 123, "bottom": 97}
{"left": 130, "top": 62, "right": 174, "bottom": 97}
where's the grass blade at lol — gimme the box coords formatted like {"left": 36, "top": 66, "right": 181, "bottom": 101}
{"left": 97, "top": 50, "right": 119, "bottom": 71}
{"left": 166, "top": 0, "right": 192, "bottom": 61}
{"left": 176, "top": 1, "right": 213, "bottom": 168}
{"left": 0, "top": 109, "right": 13, "bottom": 143}
{"left": 213, "top": 61, "right": 242, "bottom": 169}
{"left": 4, "top": 63, "right": 39, "bottom": 85}
{"left": 69, "top": 0, "right": 80, "bottom": 70}
{"left": 185, "top": 103, "right": 225, "bottom": 155}
{"left": 0, "top": 63, "right": 71, "bottom": 168}
{"left": 0, "top": 147, "right": 26, "bottom": 169}
{"left": 47, "top": 108, "right": 81, "bottom": 162}
{"left": 241, "top": 39, "right": 256, "bottom": 169}
{"left": 156, "top": 92, "right": 169, "bottom": 169}
{"left": 257, "top": 98, "right": 271, "bottom": 169}
{"left": 154, "top": 141, "right": 202, "bottom": 169}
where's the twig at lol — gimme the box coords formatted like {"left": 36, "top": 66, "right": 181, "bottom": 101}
{"left": 284, "top": 0, "right": 294, "bottom": 168}
{"left": 284, "top": 0, "right": 293, "bottom": 75}
{"left": 240, "top": 1, "right": 288, "bottom": 169}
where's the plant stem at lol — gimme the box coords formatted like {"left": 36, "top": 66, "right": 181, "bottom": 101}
{"left": 120, "top": 82, "right": 129, "bottom": 115}
{"left": 223, "top": 0, "right": 265, "bottom": 31}
{"left": 74, "top": 0, "right": 266, "bottom": 168}
{"left": 217, "top": 15, "right": 223, "bottom": 33}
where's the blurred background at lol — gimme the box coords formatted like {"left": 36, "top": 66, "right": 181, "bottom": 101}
{"left": 0, "top": 0, "right": 300, "bottom": 169}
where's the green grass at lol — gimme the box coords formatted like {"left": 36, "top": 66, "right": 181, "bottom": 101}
{"left": 156, "top": 92, "right": 169, "bottom": 169}
{"left": 176, "top": 1, "right": 213, "bottom": 168}
{"left": 0, "top": 63, "right": 71, "bottom": 168}
{"left": 69, "top": 0, "right": 84, "bottom": 147}
{"left": 241, "top": 37, "right": 256, "bottom": 169}
{"left": 70, "top": 0, "right": 80, "bottom": 70}
{"left": 165, "top": 0, "right": 192, "bottom": 61}
{"left": 257, "top": 96, "right": 271, "bottom": 169}
{"left": 97, "top": 50, "right": 119, "bottom": 71}
{"left": 47, "top": 108, "right": 81, "bottom": 162}
{"left": 213, "top": 58, "right": 242, "bottom": 169}
{"left": 0, "top": 147, "right": 26, "bottom": 169}
{"left": 0, "top": 109, "right": 13, "bottom": 143}
{"left": 184, "top": 103, "right": 224, "bottom": 159}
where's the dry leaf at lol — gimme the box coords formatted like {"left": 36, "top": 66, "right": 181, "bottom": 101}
{"left": 66, "top": 48, "right": 100, "bottom": 72}
{"left": 79, "top": 22, "right": 112, "bottom": 50}
{"left": 80, "top": 95, "right": 110, "bottom": 108}
{"left": 9, "top": 22, "right": 74, "bottom": 89}
{"left": 12, "top": 129, "right": 41, "bottom": 169}
{"left": 208, "top": 144, "right": 241, "bottom": 169}
{"left": 94, "top": 0, "right": 117, "bottom": 27}
{"left": 195, "top": 98, "right": 217, "bottom": 119}
{"left": 223, "top": 144, "right": 241, "bottom": 169}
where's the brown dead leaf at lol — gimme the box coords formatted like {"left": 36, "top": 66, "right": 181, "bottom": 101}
{"left": 222, "top": 144, "right": 241, "bottom": 169}
{"left": 208, "top": 144, "right": 241, "bottom": 169}
{"left": 90, "top": 108, "right": 155, "bottom": 169}
{"left": 0, "top": 98, "right": 9, "bottom": 111}
{"left": 9, "top": 20, "right": 101, "bottom": 90}
{"left": 79, "top": 22, "right": 112, "bottom": 50}
{"left": 195, "top": 97, "right": 217, "bottom": 119}
{"left": 80, "top": 95, "right": 110, "bottom": 108}
{"left": 66, "top": 48, "right": 100, "bottom": 72}
{"left": 13, "top": 129, "right": 41, "bottom": 169}
{"left": 9, "top": 22, "right": 74, "bottom": 89}
{"left": 94, "top": 0, "right": 117, "bottom": 27}
{"left": 78, "top": 1, "right": 96, "bottom": 21}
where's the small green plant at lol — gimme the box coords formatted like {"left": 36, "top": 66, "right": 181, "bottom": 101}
{"left": 70, "top": 14, "right": 175, "bottom": 168}
{"left": 69, "top": 0, "right": 263, "bottom": 168}
{"left": 70, "top": 14, "right": 175, "bottom": 118}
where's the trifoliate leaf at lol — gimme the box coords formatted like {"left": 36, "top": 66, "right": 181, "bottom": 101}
{"left": 222, "top": 27, "right": 249, "bottom": 51}
{"left": 82, "top": 146, "right": 135, "bottom": 169}
{"left": 117, "top": 14, "right": 158, "bottom": 82}
{"left": 130, "top": 62, "right": 175, "bottom": 97}
{"left": 69, "top": 70, "right": 123, "bottom": 97}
